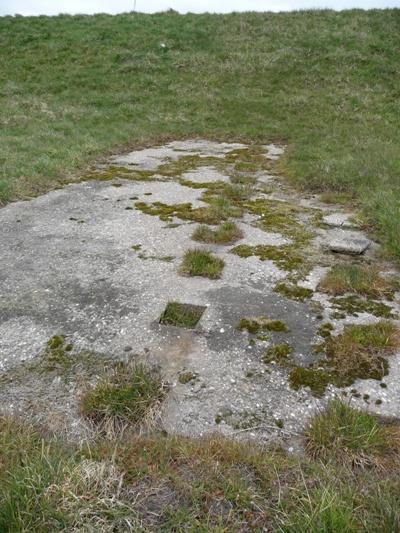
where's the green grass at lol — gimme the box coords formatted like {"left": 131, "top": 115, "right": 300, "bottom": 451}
{"left": 180, "top": 248, "right": 225, "bottom": 278}
{"left": 159, "top": 301, "right": 205, "bottom": 328}
{"left": 191, "top": 221, "right": 243, "bottom": 244}
{"left": 318, "top": 264, "right": 398, "bottom": 299}
{"left": 305, "top": 399, "right": 399, "bottom": 467}
{"left": 1, "top": 11, "right": 400, "bottom": 258}
{"left": 0, "top": 405, "right": 399, "bottom": 531}
{"left": 80, "top": 362, "right": 165, "bottom": 427}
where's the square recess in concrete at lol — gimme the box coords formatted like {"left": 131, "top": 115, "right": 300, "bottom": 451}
{"left": 159, "top": 302, "right": 206, "bottom": 329}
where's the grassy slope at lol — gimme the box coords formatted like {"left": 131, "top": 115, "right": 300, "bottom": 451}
{"left": 0, "top": 10, "right": 400, "bottom": 257}
{"left": 0, "top": 404, "right": 399, "bottom": 531}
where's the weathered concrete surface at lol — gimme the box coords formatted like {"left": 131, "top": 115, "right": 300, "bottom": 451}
{"left": 324, "top": 229, "right": 372, "bottom": 255}
{"left": 322, "top": 212, "right": 356, "bottom": 229}
{"left": 1, "top": 140, "right": 399, "bottom": 442}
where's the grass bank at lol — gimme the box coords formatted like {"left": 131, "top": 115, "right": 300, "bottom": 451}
{"left": 0, "top": 401, "right": 399, "bottom": 531}
{"left": 0, "top": 10, "right": 400, "bottom": 257}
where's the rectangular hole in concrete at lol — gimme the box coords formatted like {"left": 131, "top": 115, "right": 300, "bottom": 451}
{"left": 159, "top": 302, "right": 206, "bottom": 329}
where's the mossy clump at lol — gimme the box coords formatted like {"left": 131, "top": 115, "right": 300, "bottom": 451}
{"left": 263, "top": 343, "right": 293, "bottom": 364}
{"left": 135, "top": 200, "right": 240, "bottom": 225}
{"left": 318, "top": 264, "right": 397, "bottom": 299}
{"left": 242, "top": 198, "right": 316, "bottom": 246}
{"left": 288, "top": 321, "right": 400, "bottom": 396}
{"left": 238, "top": 317, "right": 288, "bottom": 334}
{"left": 135, "top": 201, "right": 193, "bottom": 222}
{"left": 41, "top": 335, "right": 74, "bottom": 372}
{"left": 178, "top": 371, "right": 197, "bottom": 384}
{"left": 160, "top": 302, "right": 205, "bottom": 328}
{"left": 82, "top": 165, "right": 157, "bottom": 183}
{"left": 180, "top": 249, "right": 224, "bottom": 279}
{"left": 323, "top": 321, "right": 399, "bottom": 385}
{"left": 289, "top": 367, "right": 331, "bottom": 398}
{"left": 330, "top": 295, "right": 397, "bottom": 319}
{"left": 80, "top": 362, "right": 165, "bottom": 427}
{"left": 231, "top": 244, "right": 304, "bottom": 272}
{"left": 274, "top": 282, "right": 313, "bottom": 301}
{"left": 317, "top": 323, "right": 335, "bottom": 338}
{"left": 192, "top": 222, "right": 243, "bottom": 245}
{"left": 156, "top": 154, "right": 223, "bottom": 177}
{"left": 305, "top": 399, "right": 398, "bottom": 467}
{"left": 47, "top": 335, "right": 66, "bottom": 350}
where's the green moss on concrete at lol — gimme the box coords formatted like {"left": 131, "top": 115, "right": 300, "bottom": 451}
{"left": 231, "top": 244, "right": 304, "bottom": 272}
{"left": 317, "top": 323, "right": 335, "bottom": 338}
{"left": 263, "top": 343, "right": 293, "bottom": 364}
{"left": 178, "top": 371, "right": 197, "bottom": 384}
{"left": 289, "top": 367, "right": 331, "bottom": 397}
{"left": 330, "top": 295, "right": 397, "bottom": 319}
{"left": 274, "top": 282, "right": 313, "bottom": 301}
{"left": 238, "top": 317, "right": 288, "bottom": 334}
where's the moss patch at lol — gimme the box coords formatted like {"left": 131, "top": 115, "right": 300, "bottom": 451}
{"left": 192, "top": 221, "right": 243, "bottom": 245}
{"left": 39, "top": 335, "right": 74, "bottom": 373}
{"left": 135, "top": 200, "right": 240, "bottom": 225}
{"left": 231, "top": 244, "right": 304, "bottom": 272}
{"left": 238, "top": 317, "right": 288, "bottom": 334}
{"left": 330, "top": 295, "right": 397, "bottom": 319}
{"left": 160, "top": 302, "right": 206, "bottom": 328}
{"left": 82, "top": 165, "right": 158, "bottom": 183}
{"left": 178, "top": 371, "right": 197, "bottom": 384}
{"left": 274, "top": 282, "right": 313, "bottom": 301}
{"left": 288, "top": 321, "right": 400, "bottom": 396}
{"left": 180, "top": 249, "right": 224, "bottom": 279}
{"left": 323, "top": 321, "right": 399, "bottom": 384}
{"left": 242, "top": 198, "right": 317, "bottom": 244}
{"left": 317, "top": 323, "right": 335, "bottom": 338}
{"left": 263, "top": 343, "right": 293, "bottom": 364}
{"left": 289, "top": 367, "right": 331, "bottom": 398}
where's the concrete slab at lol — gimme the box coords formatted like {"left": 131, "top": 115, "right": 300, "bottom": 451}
{"left": 0, "top": 140, "right": 399, "bottom": 442}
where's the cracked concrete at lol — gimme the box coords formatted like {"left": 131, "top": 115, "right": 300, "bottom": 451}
{"left": 1, "top": 140, "right": 399, "bottom": 442}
